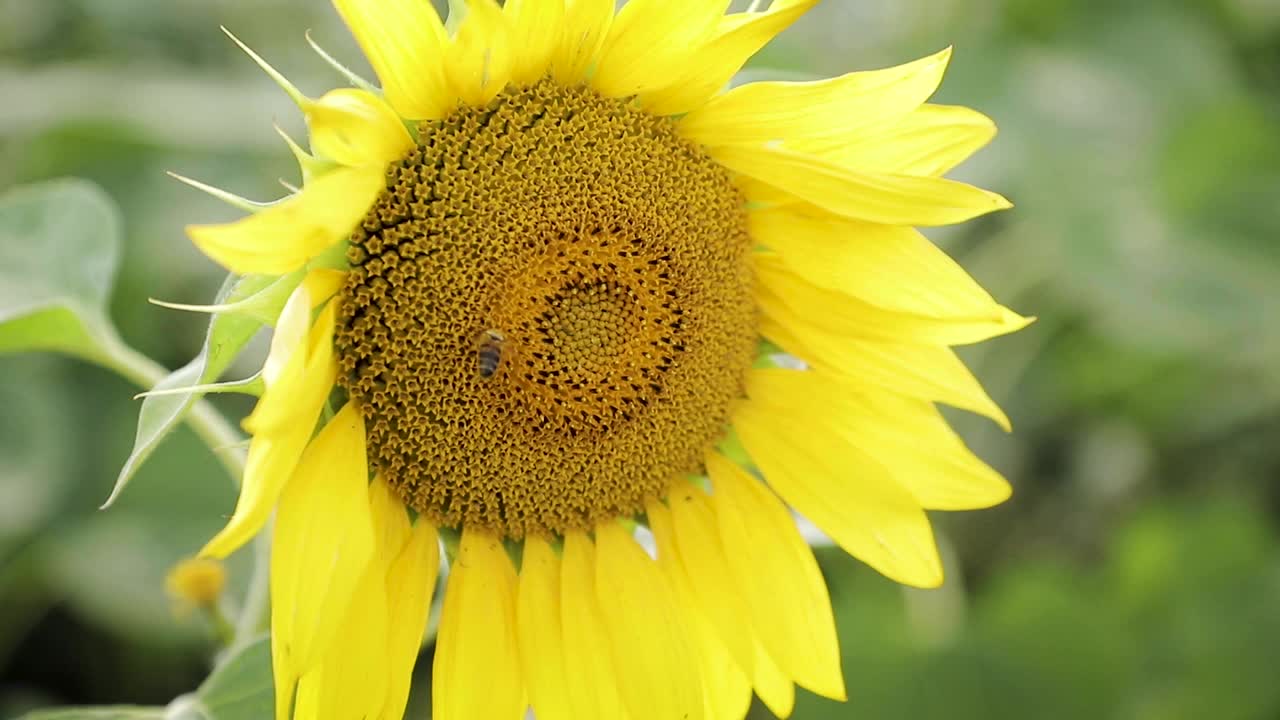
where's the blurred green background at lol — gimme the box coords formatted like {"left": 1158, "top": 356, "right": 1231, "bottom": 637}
{"left": 2, "top": 0, "right": 1279, "bottom": 718}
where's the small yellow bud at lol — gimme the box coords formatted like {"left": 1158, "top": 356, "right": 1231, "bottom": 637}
{"left": 165, "top": 557, "right": 227, "bottom": 612}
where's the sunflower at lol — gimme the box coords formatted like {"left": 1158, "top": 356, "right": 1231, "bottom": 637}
{"left": 179, "top": 1, "right": 1027, "bottom": 719}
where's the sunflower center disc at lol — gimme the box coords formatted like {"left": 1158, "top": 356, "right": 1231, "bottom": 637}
{"left": 335, "top": 78, "right": 755, "bottom": 539}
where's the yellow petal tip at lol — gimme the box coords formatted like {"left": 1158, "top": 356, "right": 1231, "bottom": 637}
{"left": 1001, "top": 308, "right": 1035, "bottom": 333}
{"left": 185, "top": 223, "right": 213, "bottom": 247}
{"left": 196, "top": 533, "right": 235, "bottom": 562}
{"left": 927, "top": 45, "right": 954, "bottom": 70}
{"left": 908, "top": 566, "right": 945, "bottom": 589}
{"left": 880, "top": 532, "right": 946, "bottom": 589}
{"left": 989, "top": 477, "right": 1014, "bottom": 505}
{"left": 991, "top": 406, "right": 1013, "bottom": 433}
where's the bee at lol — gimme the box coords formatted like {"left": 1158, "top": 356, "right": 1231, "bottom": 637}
{"left": 475, "top": 329, "right": 507, "bottom": 379}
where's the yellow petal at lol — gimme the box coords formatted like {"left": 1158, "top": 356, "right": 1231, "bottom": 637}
{"left": 645, "top": 500, "right": 753, "bottom": 720}
{"left": 681, "top": 47, "right": 952, "bottom": 147}
{"left": 753, "top": 641, "right": 795, "bottom": 719}
{"left": 760, "top": 308, "right": 1011, "bottom": 428}
{"left": 186, "top": 165, "right": 384, "bottom": 275}
{"left": 713, "top": 144, "right": 1011, "bottom": 227}
{"left": 735, "top": 370, "right": 944, "bottom": 587}
{"left": 560, "top": 530, "right": 628, "bottom": 719}
{"left": 294, "top": 594, "right": 388, "bottom": 720}
{"left": 292, "top": 484, "right": 395, "bottom": 720}
{"left": 432, "top": 527, "right": 524, "bottom": 720}
{"left": 506, "top": 0, "right": 564, "bottom": 85}
{"left": 306, "top": 88, "right": 414, "bottom": 167}
{"left": 369, "top": 477, "right": 412, "bottom": 569}
{"left": 270, "top": 403, "right": 376, "bottom": 715}
{"left": 288, "top": 667, "right": 317, "bottom": 720}
{"left": 444, "top": 0, "right": 514, "bottom": 107}
{"left": 382, "top": 518, "right": 441, "bottom": 720}
{"left": 332, "top": 0, "right": 453, "bottom": 119}
{"left": 756, "top": 253, "right": 1031, "bottom": 346}
{"left": 801, "top": 103, "right": 997, "bottom": 177}
{"left": 697, "top": 614, "right": 752, "bottom": 720}
{"left": 787, "top": 383, "right": 1013, "bottom": 511}
{"left": 641, "top": 0, "right": 818, "bottom": 116}
{"left": 245, "top": 299, "right": 340, "bottom": 434}
{"left": 298, "top": 268, "right": 348, "bottom": 314}
{"left": 516, "top": 536, "right": 573, "bottom": 720}
{"left": 706, "top": 451, "right": 845, "bottom": 701}
{"left": 664, "top": 486, "right": 756, "bottom": 680}
{"left": 593, "top": 0, "right": 728, "bottom": 98}
{"left": 259, "top": 268, "right": 343, "bottom": 379}
{"left": 551, "top": 0, "right": 613, "bottom": 83}
{"left": 260, "top": 280, "right": 314, "bottom": 386}
{"left": 594, "top": 521, "right": 704, "bottom": 720}
{"left": 198, "top": 301, "right": 337, "bottom": 560}
{"left": 262, "top": 269, "right": 343, "bottom": 367}
{"left": 748, "top": 205, "right": 1000, "bottom": 318}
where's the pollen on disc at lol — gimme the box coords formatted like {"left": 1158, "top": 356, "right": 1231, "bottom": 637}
{"left": 334, "top": 78, "right": 756, "bottom": 539}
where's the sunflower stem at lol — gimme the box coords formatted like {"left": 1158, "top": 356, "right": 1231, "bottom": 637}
{"left": 206, "top": 599, "right": 237, "bottom": 647}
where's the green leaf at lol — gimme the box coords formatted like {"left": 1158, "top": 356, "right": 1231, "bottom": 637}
{"left": 106, "top": 272, "right": 277, "bottom": 507}
{"left": 0, "top": 178, "right": 121, "bottom": 363}
{"left": 199, "top": 636, "right": 275, "bottom": 719}
{"left": 165, "top": 635, "right": 274, "bottom": 720}
{"left": 0, "top": 178, "right": 276, "bottom": 506}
